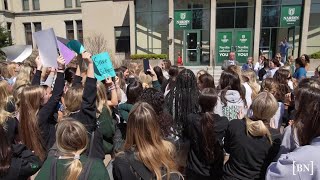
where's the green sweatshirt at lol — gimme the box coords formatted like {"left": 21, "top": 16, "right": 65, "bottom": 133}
{"left": 98, "top": 106, "right": 115, "bottom": 154}
{"left": 118, "top": 103, "right": 134, "bottom": 122}
{"left": 35, "top": 155, "right": 109, "bottom": 180}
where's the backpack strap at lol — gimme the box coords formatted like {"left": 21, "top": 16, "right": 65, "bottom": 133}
{"left": 124, "top": 151, "right": 153, "bottom": 180}
{"left": 78, "top": 158, "right": 94, "bottom": 180}
{"left": 50, "top": 157, "right": 58, "bottom": 180}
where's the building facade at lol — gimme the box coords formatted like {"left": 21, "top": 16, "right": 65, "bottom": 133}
{"left": 1, "top": 0, "right": 319, "bottom": 66}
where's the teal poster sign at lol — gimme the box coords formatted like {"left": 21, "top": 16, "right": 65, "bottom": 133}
{"left": 217, "top": 31, "right": 233, "bottom": 64}
{"left": 92, "top": 52, "right": 116, "bottom": 81}
{"left": 174, "top": 11, "right": 192, "bottom": 30}
{"left": 280, "top": 6, "right": 301, "bottom": 27}
{"left": 235, "top": 31, "right": 252, "bottom": 63}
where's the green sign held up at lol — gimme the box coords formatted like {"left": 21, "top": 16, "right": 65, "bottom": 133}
{"left": 280, "top": 6, "right": 301, "bottom": 27}
{"left": 174, "top": 11, "right": 192, "bottom": 30}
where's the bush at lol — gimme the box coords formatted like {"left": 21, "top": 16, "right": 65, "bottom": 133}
{"left": 310, "top": 51, "right": 320, "bottom": 59}
{"left": 130, "top": 54, "right": 168, "bottom": 60}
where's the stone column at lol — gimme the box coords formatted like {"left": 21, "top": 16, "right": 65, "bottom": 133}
{"left": 253, "top": 0, "right": 262, "bottom": 62}
{"left": 169, "top": 0, "right": 174, "bottom": 63}
{"left": 129, "top": 0, "right": 136, "bottom": 55}
{"left": 300, "top": 0, "right": 311, "bottom": 55}
{"left": 210, "top": 0, "right": 216, "bottom": 66}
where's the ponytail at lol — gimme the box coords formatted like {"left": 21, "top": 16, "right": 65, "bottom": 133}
{"left": 66, "top": 155, "right": 83, "bottom": 180}
{"left": 245, "top": 117, "right": 272, "bottom": 144}
{"left": 201, "top": 112, "right": 216, "bottom": 160}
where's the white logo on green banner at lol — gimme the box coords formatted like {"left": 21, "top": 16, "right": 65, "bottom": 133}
{"left": 281, "top": 6, "right": 301, "bottom": 27}
{"left": 174, "top": 11, "right": 192, "bottom": 30}
{"left": 240, "top": 35, "right": 247, "bottom": 43}
{"left": 221, "top": 35, "right": 229, "bottom": 43}
{"left": 180, "top": 13, "right": 186, "bottom": 20}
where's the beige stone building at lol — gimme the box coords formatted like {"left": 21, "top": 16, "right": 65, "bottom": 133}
{"left": 1, "top": 0, "right": 319, "bottom": 66}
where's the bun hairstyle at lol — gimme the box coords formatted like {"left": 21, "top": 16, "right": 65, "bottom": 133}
{"left": 245, "top": 92, "right": 278, "bottom": 144}
{"left": 56, "top": 119, "right": 88, "bottom": 180}
{"left": 139, "top": 71, "right": 153, "bottom": 89}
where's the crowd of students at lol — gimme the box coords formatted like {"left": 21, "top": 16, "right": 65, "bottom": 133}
{"left": 0, "top": 52, "right": 320, "bottom": 180}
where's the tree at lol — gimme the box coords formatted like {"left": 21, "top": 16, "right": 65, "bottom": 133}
{"left": 0, "top": 25, "right": 13, "bottom": 61}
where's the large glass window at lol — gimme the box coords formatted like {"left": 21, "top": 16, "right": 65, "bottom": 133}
{"left": 135, "top": 0, "right": 168, "bottom": 54}
{"left": 216, "top": 0, "right": 255, "bottom": 29}
{"left": 4, "top": 0, "right": 8, "bottom": 10}
{"left": 22, "top": 0, "right": 29, "bottom": 10}
{"left": 65, "top": 0, "right": 72, "bottom": 8}
{"left": 76, "top": 20, "right": 83, "bottom": 43}
{"left": 115, "top": 26, "right": 130, "bottom": 53}
{"left": 76, "top": 0, "right": 81, "bottom": 7}
{"left": 34, "top": 22, "right": 41, "bottom": 32}
{"left": 65, "top": 21, "right": 74, "bottom": 40}
{"left": 32, "top": 0, "right": 40, "bottom": 10}
{"left": 24, "top": 23, "right": 32, "bottom": 45}
{"left": 307, "top": 0, "right": 320, "bottom": 54}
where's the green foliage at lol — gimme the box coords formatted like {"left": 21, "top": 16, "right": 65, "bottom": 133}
{"left": 310, "top": 51, "right": 320, "bottom": 59}
{"left": 0, "top": 26, "right": 13, "bottom": 61}
{"left": 130, "top": 54, "right": 168, "bottom": 60}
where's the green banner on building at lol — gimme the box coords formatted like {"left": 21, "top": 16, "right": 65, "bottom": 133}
{"left": 174, "top": 11, "right": 192, "bottom": 30}
{"left": 235, "top": 31, "right": 252, "bottom": 63}
{"left": 280, "top": 6, "right": 301, "bottom": 27}
{"left": 217, "top": 31, "right": 233, "bottom": 63}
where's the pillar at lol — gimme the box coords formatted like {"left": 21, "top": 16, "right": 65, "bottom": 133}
{"left": 129, "top": 0, "right": 136, "bottom": 55}
{"left": 253, "top": 0, "right": 262, "bottom": 62}
{"left": 210, "top": 0, "right": 216, "bottom": 66}
{"left": 300, "top": 0, "right": 311, "bottom": 55}
{"left": 169, "top": 0, "right": 174, "bottom": 63}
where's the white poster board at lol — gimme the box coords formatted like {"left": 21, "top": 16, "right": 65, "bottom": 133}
{"left": 33, "top": 28, "right": 59, "bottom": 67}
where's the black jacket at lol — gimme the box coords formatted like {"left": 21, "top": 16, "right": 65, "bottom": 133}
{"left": 4, "top": 117, "right": 19, "bottom": 144}
{"left": 69, "top": 75, "right": 104, "bottom": 160}
{"left": 222, "top": 119, "right": 282, "bottom": 180}
{"left": 32, "top": 71, "right": 65, "bottom": 151}
{"left": 0, "top": 144, "right": 42, "bottom": 180}
{"left": 186, "top": 113, "right": 229, "bottom": 178}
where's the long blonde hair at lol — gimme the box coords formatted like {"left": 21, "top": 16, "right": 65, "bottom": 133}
{"left": 246, "top": 92, "right": 278, "bottom": 144}
{"left": 64, "top": 85, "right": 84, "bottom": 116}
{"left": 19, "top": 85, "right": 46, "bottom": 161}
{"left": 13, "top": 65, "right": 33, "bottom": 91}
{"left": 124, "top": 102, "right": 177, "bottom": 180}
{"left": 56, "top": 119, "right": 88, "bottom": 180}
{"left": 139, "top": 71, "right": 153, "bottom": 89}
{"left": 0, "top": 80, "right": 12, "bottom": 124}
{"left": 7, "top": 63, "right": 17, "bottom": 78}
{"left": 242, "top": 70, "right": 261, "bottom": 100}
{"left": 96, "top": 81, "right": 111, "bottom": 117}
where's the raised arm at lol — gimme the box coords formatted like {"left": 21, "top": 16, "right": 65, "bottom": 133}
{"left": 31, "top": 56, "right": 42, "bottom": 85}
{"left": 72, "top": 63, "right": 83, "bottom": 87}
{"left": 106, "top": 77, "right": 118, "bottom": 107}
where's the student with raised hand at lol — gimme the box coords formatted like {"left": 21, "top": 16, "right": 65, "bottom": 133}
{"left": 186, "top": 88, "right": 228, "bottom": 180}
{"left": 222, "top": 92, "right": 282, "bottom": 180}
{"left": 19, "top": 56, "right": 66, "bottom": 161}
{"left": 113, "top": 102, "right": 182, "bottom": 180}
{"left": 63, "top": 52, "right": 104, "bottom": 160}
{"left": 36, "top": 119, "right": 110, "bottom": 180}
{"left": 0, "top": 124, "right": 41, "bottom": 180}
{"left": 266, "top": 83, "right": 320, "bottom": 180}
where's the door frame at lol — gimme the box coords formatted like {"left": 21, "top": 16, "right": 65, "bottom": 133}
{"left": 183, "top": 30, "right": 201, "bottom": 66}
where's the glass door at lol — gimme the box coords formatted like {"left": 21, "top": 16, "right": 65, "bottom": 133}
{"left": 287, "top": 27, "right": 295, "bottom": 57}
{"left": 184, "top": 30, "right": 201, "bottom": 66}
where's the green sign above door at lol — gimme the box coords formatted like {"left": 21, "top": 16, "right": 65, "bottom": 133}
{"left": 280, "top": 6, "right": 301, "bottom": 27}
{"left": 174, "top": 11, "right": 192, "bottom": 30}
{"left": 217, "top": 31, "right": 232, "bottom": 64}
{"left": 235, "top": 31, "right": 252, "bottom": 63}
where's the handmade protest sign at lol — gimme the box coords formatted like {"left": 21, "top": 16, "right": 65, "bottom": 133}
{"left": 33, "top": 28, "right": 59, "bottom": 67}
{"left": 1, "top": 45, "right": 32, "bottom": 62}
{"left": 92, "top": 52, "right": 116, "bottom": 81}
{"left": 57, "top": 40, "right": 75, "bottom": 65}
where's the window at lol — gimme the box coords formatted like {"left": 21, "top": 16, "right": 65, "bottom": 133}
{"left": 32, "top": 0, "right": 40, "bottom": 10}
{"left": 34, "top": 22, "right": 42, "bottom": 32}
{"left": 65, "top": 0, "right": 72, "bottom": 8}
{"left": 76, "top": 20, "right": 83, "bottom": 43}
{"left": 65, "top": 21, "right": 74, "bottom": 40}
{"left": 4, "top": 0, "right": 8, "bottom": 10}
{"left": 24, "top": 23, "right": 32, "bottom": 45}
{"left": 7, "top": 22, "right": 12, "bottom": 41}
{"left": 76, "top": 0, "right": 81, "bottom": 7}
{"left": 115, "top": 26, "right": 130, "bottom": 53}
{"left": 22, "top": 0, "right": 29, "bottom": 10}
{"left": 307, "top": 0, "right": 320, "bottom": 54}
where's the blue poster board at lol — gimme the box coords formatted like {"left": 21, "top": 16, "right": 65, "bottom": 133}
{"left": 92, "top": 52, "right": 116, "bottom": 81}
